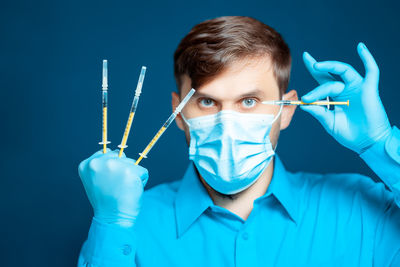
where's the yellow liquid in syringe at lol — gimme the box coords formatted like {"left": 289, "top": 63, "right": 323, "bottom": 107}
{"left": 119, "top": 111, "right": 135, "bottom": 157}
{"left": 102, "top": 106, "right": 107, "bottom": 153}
{"left": 135, "top": 126, "right": 167, "bottom": 165}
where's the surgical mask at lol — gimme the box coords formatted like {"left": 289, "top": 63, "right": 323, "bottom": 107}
{"left": 181, "top": 104, "right": 283, "bottom": 195}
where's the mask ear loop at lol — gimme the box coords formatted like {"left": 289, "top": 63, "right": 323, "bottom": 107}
{"left": 270, "top": 95, "right": 284, "bottom": 152}
{"left": 271, "top": 95, "right": 284, "bottom": 124}
{"left": 180, "top": 113, "right": 191, "bottom": 127}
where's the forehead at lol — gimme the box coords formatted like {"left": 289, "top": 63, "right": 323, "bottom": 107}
{"left": 180, "top": 56, "right": 280, "bottom": 100}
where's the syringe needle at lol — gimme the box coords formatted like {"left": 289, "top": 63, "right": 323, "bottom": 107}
{"left": 118, "top": 66, "right": 147, "bottom": 157}
{"left": 135, "top": 88, "right": 196, "bottom": 165}
{"left": 99, "top": 60, "right": 111, "bottom": 153}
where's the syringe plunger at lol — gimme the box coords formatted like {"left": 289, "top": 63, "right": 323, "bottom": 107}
{"left": 135, "top": 66, "right": 147, "bottom": 97}
{"left": 102, "top": 60, "right": 108, "bottom": 88}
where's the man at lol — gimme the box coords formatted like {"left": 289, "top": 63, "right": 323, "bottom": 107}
{"left": 77, "top": 16, "right": 400, "bottom": 266}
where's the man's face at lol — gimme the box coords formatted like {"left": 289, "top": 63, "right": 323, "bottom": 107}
{"left": 172, "top": 56, "right": 298, "bottom": 148}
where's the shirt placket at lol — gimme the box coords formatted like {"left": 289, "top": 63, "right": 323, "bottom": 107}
{"left": 235, "top": 208, "right": 259, "bottom": 267}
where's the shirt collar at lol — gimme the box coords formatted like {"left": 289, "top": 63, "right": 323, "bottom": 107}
{"left": 174, "top": 155, "right": 299, "bottom": 237}
{"left": 174, "top": 162, "right": 213, "bottom": 238}
{"left": 264, "top": 154, "right": 299, "bottom": 224}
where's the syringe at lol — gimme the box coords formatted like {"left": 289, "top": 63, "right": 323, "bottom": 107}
{"left": 118, "top": 66, "right": 147, "bottom": 157}
{"left": 135, "top": 88, "right": 196, "bottom": 165}
{"left": 99, "top": 60, "right": 111, "bottom": 153}
{"left": 262, "top": 99, "right": 349, "bottom": 106}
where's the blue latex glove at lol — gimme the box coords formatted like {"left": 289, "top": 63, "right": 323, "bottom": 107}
{"left": 301, "top": 42, "right": 392, "bottom": 154}
{"left": 78, "top": 149, "right": 149, "bottom": 227}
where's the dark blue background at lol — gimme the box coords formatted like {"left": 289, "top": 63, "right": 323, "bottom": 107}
{"left": 1, "top": 0, "right": 399, "bottom": 266}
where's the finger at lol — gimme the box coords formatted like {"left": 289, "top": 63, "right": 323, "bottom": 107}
{"left": 113, "top": 149, "right": 127, "bottom": 158}
{"left": 303, "top": 52, "right": 334, "bottom": 84}
{"left": 300, "top": 105, "right": 334, "bottom": 131}
{"left": 357, "top": 42, "right": 379, "bottom": 84}
{"left": 141, "top": 172, "right": 149, "bottom": 187}
{"left": 88, "top": 150, "right": 120, "bottom": 169}
{"left": 100, "top": 154, "right": 135, "bottom": 171}
{"left": 118, "top": 157, "right": 148, "bottom": 175}
{"left": 78, "top": 148, "right": 113, "bottom": 173}
{"left": 314, "top": 61, "right": 362, "bottom": 84}
{"left": 301, "top": 81, "right": 345, "bottom": 103}
{"left": 118, "top": 157, "right": 137, "bottom": 165}
{"left": 87, "top": 150, "right": 120, "bottom": 170}
{"left": 119, "top": 158, "right": 149, "bottom": 186}
{"left": 98, "top": 149, "right": 120, "bottom": 159}
{"left": 131, "top": 162, "right": 149, "bottom": 186}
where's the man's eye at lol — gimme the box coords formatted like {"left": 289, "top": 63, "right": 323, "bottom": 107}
{"left": 242, "top": 98, "right": 257, "bottom": 108}
{"left": 200, "top": 98, "right": 215, "bottom": 107}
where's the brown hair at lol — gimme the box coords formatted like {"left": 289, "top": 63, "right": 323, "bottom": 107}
{"left": 174, "top": 16, "right": 291, "bottom": 95}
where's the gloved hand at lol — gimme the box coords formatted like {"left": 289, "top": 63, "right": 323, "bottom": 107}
{"left": 78, "top": 149, "right": 149, "bottom": 228}
{"left": 301, "top": 42, "right": 392, "bottom": 154}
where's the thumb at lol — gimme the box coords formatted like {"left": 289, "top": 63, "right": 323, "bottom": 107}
{"left": 133, "top": 164, "right": 149, "bottom": 187}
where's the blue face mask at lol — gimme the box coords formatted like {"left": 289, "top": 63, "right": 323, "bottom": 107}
{"left": 181, "top": 105, "right": 282, "bottom": 195}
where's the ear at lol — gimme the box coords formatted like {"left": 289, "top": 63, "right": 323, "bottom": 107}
{"left": 280, "top": 90, "right": 298, "bottom": 130}
{"left": 172, "top": 92, "right": 185, "bottom": 131}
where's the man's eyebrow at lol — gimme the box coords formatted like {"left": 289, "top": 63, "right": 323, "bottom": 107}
{"left": 191, "top": 92, "right": 220, "bottom": 100}
{"left": 237, "top": 89, "right": 266, "bottom": 98}
{"left": 190, "top": 88, "right": 267, "bottom": 100}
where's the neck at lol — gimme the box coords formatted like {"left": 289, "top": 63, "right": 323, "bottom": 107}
{"left": 200, "top": 157, "right": 275, "bottom": 220}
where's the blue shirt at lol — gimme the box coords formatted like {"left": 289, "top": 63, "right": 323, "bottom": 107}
{"left": 78, "top": 127, "right": 400, "bottom": 266}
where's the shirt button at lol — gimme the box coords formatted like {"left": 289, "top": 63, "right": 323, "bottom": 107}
{"left": 122, "top": 244, "right": 132, "bottom": 255}
{"left": 242, "top": 232, "right": 249, "bottom": 240}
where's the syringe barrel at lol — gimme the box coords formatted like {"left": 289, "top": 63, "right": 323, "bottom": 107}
{"left": 130, "top": 95, "right": 139, "bottom": 113}
{"left": 163, "top": 113, "right": 177, "bottom": 128}
{"left": 102, "top": 90, "right": 108, "bottom": 107}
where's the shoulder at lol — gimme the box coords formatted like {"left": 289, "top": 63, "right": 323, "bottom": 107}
{"left": 306, "top": 172, "right": 386, "bottom": 196}
{"left": 296, "top": 171, "right": 377, "bottom": 190}
{"left": 293, "top": 171, "right": 393, "bottom": 212}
